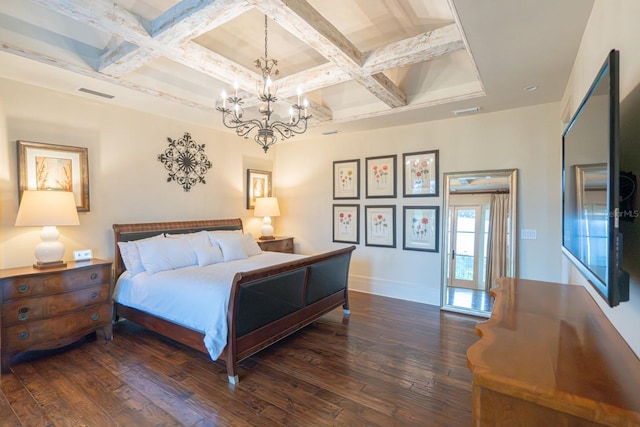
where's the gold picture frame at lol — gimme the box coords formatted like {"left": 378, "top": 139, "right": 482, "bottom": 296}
{"left": 18, "top": 140, "right": 90, "bottom": 212}
{"left": 246, "top": 169, "right": 272, "bottom": 209}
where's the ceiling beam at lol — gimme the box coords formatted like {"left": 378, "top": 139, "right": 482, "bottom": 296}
{"left": 250, "top": 0, "right": 407, "bottom": 108}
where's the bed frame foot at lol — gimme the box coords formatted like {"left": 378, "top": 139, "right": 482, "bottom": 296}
{"left": 228, "top": 375, "right": 239, "bottom": 384}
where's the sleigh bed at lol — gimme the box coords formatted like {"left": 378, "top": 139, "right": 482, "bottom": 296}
{"left": 112, "top": 218, "right": 355, "bottom": 384}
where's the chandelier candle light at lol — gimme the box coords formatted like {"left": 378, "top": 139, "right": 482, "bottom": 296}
{"left": 217, "top": 15, "right": 310, "bottom": 153}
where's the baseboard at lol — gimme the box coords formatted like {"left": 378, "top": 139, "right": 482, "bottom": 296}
{"left": 348, "top": 274, "right": 440, "bottom": 306}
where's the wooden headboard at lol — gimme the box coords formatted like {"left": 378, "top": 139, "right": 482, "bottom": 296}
{"left": 112, "top": 218, "right": 243, "bottom": 279}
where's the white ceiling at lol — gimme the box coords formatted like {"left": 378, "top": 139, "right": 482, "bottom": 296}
{"left": 0, "top": 0, "right": 594, "bottom": 141}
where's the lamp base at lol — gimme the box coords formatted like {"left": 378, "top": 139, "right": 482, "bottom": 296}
{"left": 259, "top": 235, "right": 275, "bottom": 240}
{"left": 33, "top": 260, "right": 67, "bottom": 270}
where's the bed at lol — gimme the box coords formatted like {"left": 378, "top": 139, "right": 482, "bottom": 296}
{"left": 112, "top": 218, "right": 355, "bottom": 384}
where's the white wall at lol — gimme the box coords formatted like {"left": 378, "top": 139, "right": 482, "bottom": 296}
{"left": 274, "top": 102, "right": 562, "bottom": 305}
{"left": 0, "top": 78, "right": 274, "bottom": 269}
{"left": 560, "top": 0, "right": 640, "bottom": 357}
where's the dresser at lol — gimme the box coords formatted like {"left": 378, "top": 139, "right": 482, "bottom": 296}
{"left": 0, "top": 259, "right": 113, "bottom": 372}
{"left": 257, "top": 236, "right": 294, "bottom": 253}
{"left": 467, "top": 277, "right": 640, "bottom": 426}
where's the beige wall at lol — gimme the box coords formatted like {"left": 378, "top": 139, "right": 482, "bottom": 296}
{"left": 560, "top": 0, "right": 640, "bottom": 356}
{"left": 274, "top": 102, "right": 562, "bottom": 304}
{"left": 0, "top": 78, "right": 274, "bottom": 268}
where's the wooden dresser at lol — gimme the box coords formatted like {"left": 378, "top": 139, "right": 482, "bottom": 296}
{"left": 0, "top": 259, "right": 113, "bottom": 372}
{"left": 257, "top": 236, "right": 294, "bottom": 253}
{"left": 467, "top": 277, "right": 640, "bottom": 426}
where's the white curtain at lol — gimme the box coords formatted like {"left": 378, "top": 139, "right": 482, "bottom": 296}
{"left": 485, "top": 193, "right": 510, "bottom": 290}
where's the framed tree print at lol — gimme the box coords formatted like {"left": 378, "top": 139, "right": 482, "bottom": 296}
{"left": 333, "top": 159, "right": 360, "bottom": 199}
{"left": 403, "top": 206, "right": 439, "bottom": 252}
{"left": 365, "top": 205, "right": 396, "bottom": 248}
{"left": 366, "top": 155, "right": 396, "bottom": 198}
{"left": 247, "top": 169, "right": 272, "bottom": 209}
{"left": 18, "top": 140, "right": 90, "bottom": 212}
{"left": 333, "top": 204, "right": 359, "bottom": 244}
{"left": 403, "top": 150, "right": 439, "bottom": 197}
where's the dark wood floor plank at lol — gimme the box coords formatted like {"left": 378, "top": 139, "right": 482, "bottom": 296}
{"left": 0, "top": 291, "right": 480, "bottom": 426}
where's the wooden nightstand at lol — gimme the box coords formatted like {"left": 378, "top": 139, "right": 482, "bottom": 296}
{"left": 0, "top": 259, "right": 113, "bottom": 372}
{"left": 257, "top": 236, "right": 294, "bottom": 253}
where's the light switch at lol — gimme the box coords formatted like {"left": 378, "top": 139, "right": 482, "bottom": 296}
{"left": 521, "top": 229, "right": 537, "bottom": 240}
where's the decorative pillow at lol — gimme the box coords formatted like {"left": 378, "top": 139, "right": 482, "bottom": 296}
{"left": 243, "top": 233, "right": 263, "bottom": 256}
{"left": 117, "top": 234, "right": 164, "bottom": 276}
{"left": 194, "top": 245, "right": 224, "bottom": 267}
{"left": 166, "top": 230, "right": 211, "bottom": 248}
{"left": 137, "top": 237, "right": 197, "bottom": 274}
{"left": 215, "top": 234, "right": 249, "bottom": 262}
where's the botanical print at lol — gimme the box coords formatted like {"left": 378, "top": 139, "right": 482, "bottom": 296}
{"left": 338, "top": 166, "right": 355, "bottom": 191}
{"left": 410, "top": 215, "right": 432, "bottom": 240}
{"left": 409, "top": 158, "right": 430, "bottom": 193}
{"left": 372, "top": 163, "right": 390, "bottom": 189}
{"left": 371, "top": 212, "right": 389, "bottom": 238}
{"left": 35, "top": 156, "right": 73, "bottom": 191}
{"left": 338, "top": 210, "right": 353, "bottom": 235}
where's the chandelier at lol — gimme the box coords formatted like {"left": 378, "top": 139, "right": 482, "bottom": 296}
{"left": 217, "top": 16, "right": 311, "bottom": 153}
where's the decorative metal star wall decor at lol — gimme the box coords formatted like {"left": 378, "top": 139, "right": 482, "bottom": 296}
{"left": 158, "top": 132, "right": 212, "bottom": 192}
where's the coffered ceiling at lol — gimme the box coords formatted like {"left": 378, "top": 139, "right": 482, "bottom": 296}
{"left": 0, "top": 0, "right": 594, "bottom": 139}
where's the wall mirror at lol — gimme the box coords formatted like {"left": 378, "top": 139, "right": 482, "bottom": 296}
{"left": 440, "top": 169, "right": 518, "bottom": 318}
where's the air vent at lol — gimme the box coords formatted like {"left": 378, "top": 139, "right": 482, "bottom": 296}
{"left": 78, "top": 88, "right": 115, "bottom": 99}
{"left": 452, "top": 106, "right": 480, "bottom": 116}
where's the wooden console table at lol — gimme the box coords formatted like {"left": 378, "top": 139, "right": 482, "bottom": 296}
{"left": 467, "top": 277, "right": 640, "bottom": 426}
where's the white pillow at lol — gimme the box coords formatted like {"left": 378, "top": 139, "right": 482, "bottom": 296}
{"left": 166, "top": 230, "right": 211, "bottom": 248}
{"left": 117, "top": 234, "right": 164, "bottom": 276}
{"left": 137, "top": 237, "right": 196, "bottom": 274}
{"left": 243, "top": 233, "right": 263, "bottom": 256}
{"left": 207, "top": 229, "right": 242, "bottom": 246}
{"left": 194, "top": 245, "right": 224, "bottom": 266}
{"left": 215, "top": 234, "right": 248, "bottom": 262}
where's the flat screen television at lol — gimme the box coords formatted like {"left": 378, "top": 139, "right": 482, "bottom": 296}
{"left": 562, "top": 49, "right": 629, "bottom": 307}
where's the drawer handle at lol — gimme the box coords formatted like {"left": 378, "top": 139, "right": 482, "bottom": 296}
{"left": 18, "top": 307, "right": 30, "bottom": 321}
{"left": 91, "top": 313, "right": 100, "bottom": 321}
{"left": 18, "top": 331, "right": 29, "bottom": 340}
{"left": 90, "top": 273, "right": 98, "bottom": 280}
{"left": 18, "top": 284, "right": 29, "bottom": 293}
{"left": 90, "top": 292, "right": 99, "bottom": 300}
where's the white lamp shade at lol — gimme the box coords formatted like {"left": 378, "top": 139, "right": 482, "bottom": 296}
{"left": 15, "top": 190, "right": 80, "bottom": 227}
{"left": 254, "top": 197, "right": 280, "bottom": 217}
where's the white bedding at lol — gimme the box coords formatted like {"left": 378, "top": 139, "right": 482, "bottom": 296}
{"left": 113, "top": 251, "right": 306, "bottom": 360}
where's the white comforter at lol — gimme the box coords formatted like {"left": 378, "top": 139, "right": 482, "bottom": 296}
{"left": 113, "top": 252, "right": 306, "bottom": 360}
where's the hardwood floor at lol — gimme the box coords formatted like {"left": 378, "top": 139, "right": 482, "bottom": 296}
{"left": 0, "top": 291, "right": 481, "bottom": 426}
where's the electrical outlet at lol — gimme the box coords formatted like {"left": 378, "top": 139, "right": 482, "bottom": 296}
{"left": 73, "top": 249, "right": 93, "bottom": 261}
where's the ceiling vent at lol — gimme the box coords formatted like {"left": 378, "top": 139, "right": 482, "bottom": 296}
{"left": 78, "top": 87, "right": 115, "bottom": 99}
{"left": 452, "top": 106, "right": 480, "bottom": 116}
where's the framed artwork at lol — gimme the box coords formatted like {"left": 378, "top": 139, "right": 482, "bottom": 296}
{"left": 17, "top": 140, "right": 90, "bottom": 212}
{"left": 333, "top": 159, "right": 360, "bottom": 199}
{"left": 366, "top": 155, "right": 397, "bottom": 198}
{"left": 403, "top": 150, "right": 439, "bottom": 197}
{"left": 333, "top": 204, "right": 360, "bottom": 244}
{"left": 365, "top": 205, "right": 396, "bottom": 248}
{"left": 247, "top": 169, "right": 272, "bottom": 209}
{"left": 403, "top": 206, "right": 439, "bottom": 252}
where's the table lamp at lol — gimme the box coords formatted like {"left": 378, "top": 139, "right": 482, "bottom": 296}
{"left": 15, "top": 190, "right": 80, "bottom": 269}
{"left": 254, "top": 197, "right": 280, "bottom": 240}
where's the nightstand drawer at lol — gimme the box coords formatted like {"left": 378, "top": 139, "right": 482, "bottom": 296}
{"left": 1, "top": 264, "right": 110, "bottom": 300}
{"left": 1, "top": 283, "right": 110, "bottom": 326}
{"left": 3, "top": 303, "right": 112, "bottom": 353}
{"left": 258, "top": 236, "right": 294, "bottom": 253}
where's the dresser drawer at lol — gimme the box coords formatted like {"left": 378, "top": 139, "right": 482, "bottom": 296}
{"left": 1, "top": 283, "right": 110, "bottom": 326}
{"left": 2, "top": 303, "right": 111, "bottom": 353}
{"left": 1, "top": 265, "right": 110, "bottom": 300}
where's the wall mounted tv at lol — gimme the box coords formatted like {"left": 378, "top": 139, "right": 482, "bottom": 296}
{"left": 562, "top": 49, "right": 629, "bottom": 307}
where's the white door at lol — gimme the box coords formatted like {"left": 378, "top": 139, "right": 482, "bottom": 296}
{"left": 450, "top": 206, "right": 482, "bottom": 289}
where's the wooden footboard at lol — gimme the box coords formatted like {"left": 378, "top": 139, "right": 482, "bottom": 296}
{"left": 112, "top": 219, "right": 355, "bottom": 384}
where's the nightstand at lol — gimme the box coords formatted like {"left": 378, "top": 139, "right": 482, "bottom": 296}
{"left": 0, "top": 259, "right": 113, "bottom": 372}
{"left": 257, "top": 236, "right": 294, "bottom": 253}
